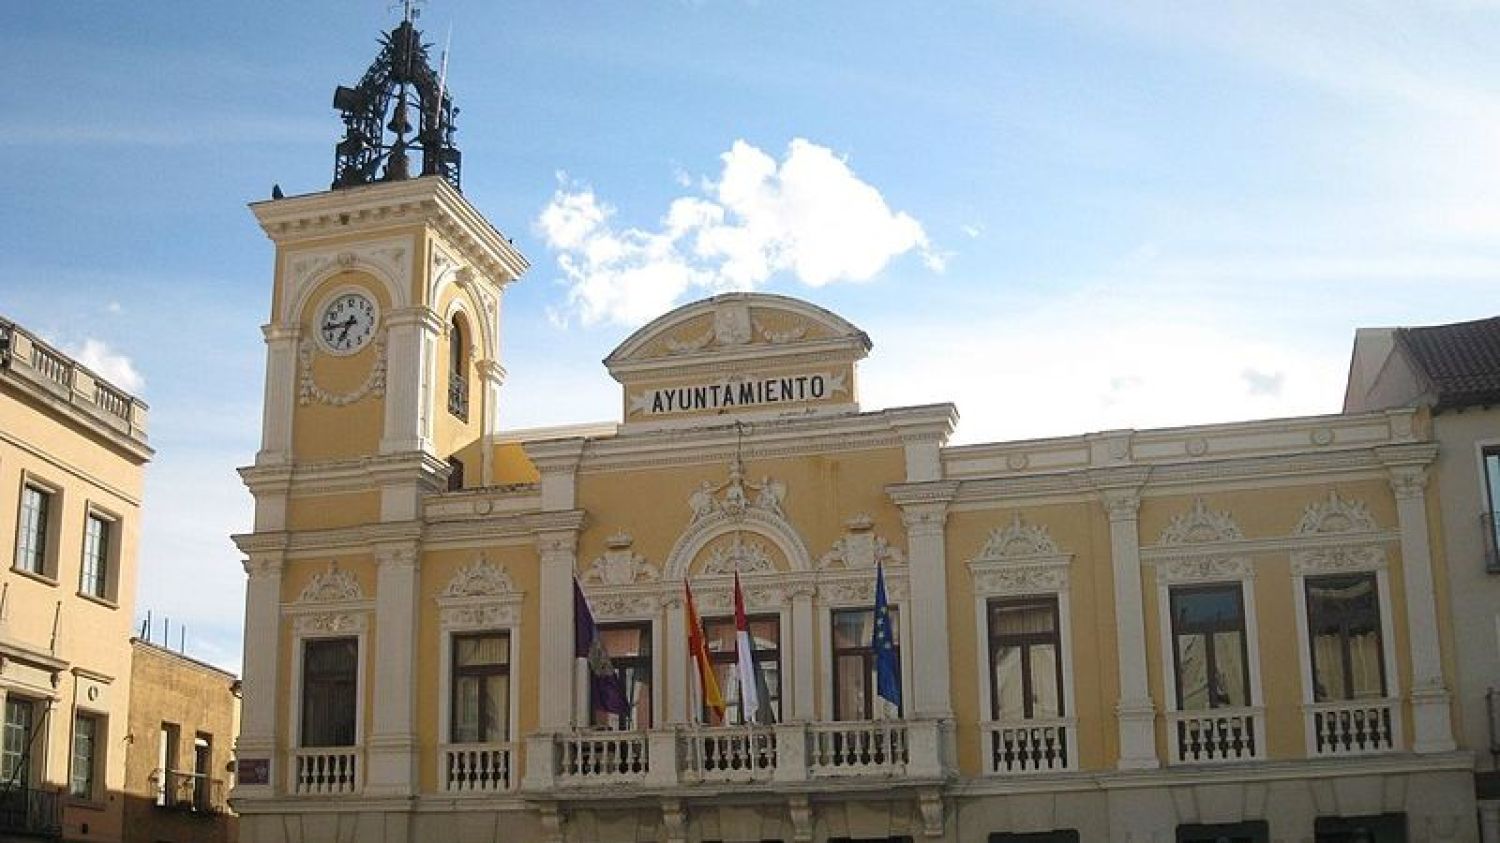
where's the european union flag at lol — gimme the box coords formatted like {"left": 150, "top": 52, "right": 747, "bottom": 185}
{"left": 872, "top": 562, "right": 901, "bottom": 709}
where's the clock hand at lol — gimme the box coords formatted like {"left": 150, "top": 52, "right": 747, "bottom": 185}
{"left": 338, "top": 315, "right": 357, "bottom": 342}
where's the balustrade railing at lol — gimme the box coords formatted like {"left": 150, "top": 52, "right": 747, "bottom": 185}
{"left": 1308, "top": 698, "right": 1397, "bottom": 756}
{"left": 290, "top": 748, "right": 360, "bottom": 795}
{"left": 807, "top": 722, "right": 907, "bottom": 776}
{"left": 557, "top": 732, "right": 648, "bottom": 784}
{"left": 30, "top": 343, "right": 72, "bottom": 389}
{"left": 442, "top": 743, "right": 514, "bottom": 792}
{"left": 982, "top": 717, "right": 1074, "bottom": 774}
{"left": 1167, "top": 707, "right": 1262, "bottom": 763}
{"left": 680, "top": 726, "right": 777, "bottom": 782}
{"left": 154, "top": 769, "right": 226, "bottom": 812}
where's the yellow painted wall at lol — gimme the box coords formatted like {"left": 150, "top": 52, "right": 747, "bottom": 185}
{"left": 289, "top": 270, "right": 390, "bottom": 462}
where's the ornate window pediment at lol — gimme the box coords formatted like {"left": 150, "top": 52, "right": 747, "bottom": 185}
{"left": 1154, "top": 554, "right": 1253, "bottom": 585}
{"left": 436, "top": 556, "right": 523, "bottom": 631}
{"left": 286, "top": 561, "right": 372, "bottom": 635}
{"left": 1293, "top": 490, "right": 1378, "bottom": 536}
{"left": 297, "top": 561, "right": 364, "bottom": 603}
{"left": 1158, "top": 498, "right": 1243, "bottom": 545}
{"left": 967, "top": 514, "right": 1072, "bottom": 597}
{"left": 579, "top": 533, "right": 660, "bottom": 586}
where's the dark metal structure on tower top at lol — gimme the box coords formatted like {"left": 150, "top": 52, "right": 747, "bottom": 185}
{"left": 331, "top": 14, "right": 460, "bottom": 192}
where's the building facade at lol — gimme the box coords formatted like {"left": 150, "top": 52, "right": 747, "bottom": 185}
{"left": 229, "top": 166, "right": 1480, "bottom": 840}
{"left": 121, "top": 638, "right": 240, "bottom": 843}
{"left": 0, "top": 317, "right": 152, "bottom": 842}
{"left": 1346, "top": 317, "right": 1500, "bottom": 842}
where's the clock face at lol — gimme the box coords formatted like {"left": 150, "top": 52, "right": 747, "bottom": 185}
{"left": 318, "top": 292, "right": 378, "bottom": 354}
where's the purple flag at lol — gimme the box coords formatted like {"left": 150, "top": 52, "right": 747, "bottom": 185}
{"left": 574, "top": 579, "right": 630, "bottom": 718}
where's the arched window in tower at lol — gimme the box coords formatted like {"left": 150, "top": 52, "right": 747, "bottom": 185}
{"left": 448, "top": 315, "right": 469, "bottom": 422}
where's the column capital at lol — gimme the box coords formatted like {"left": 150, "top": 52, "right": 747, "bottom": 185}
{"left": 1386, "top": 463, "right": 1430, "bottom": 501}
{"left": 1099, "top": 488, "right": 1142, "bottom": 523}
{"left": 242, "top": 552, "right": 285, "bottom": 579}
{"left": 373, "top": 542, "right": 420, "bottom": 571}
{"left": 261, "top": 322, "right": 301, "bottom": 343}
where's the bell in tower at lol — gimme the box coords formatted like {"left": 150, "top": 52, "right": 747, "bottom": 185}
{"left": 330, "top": 7, "right": 461, "bottom": 191}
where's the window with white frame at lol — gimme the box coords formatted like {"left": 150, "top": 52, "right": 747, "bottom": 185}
{"left": 300, "top": 637, "right": 358, "bottom": 747}
{"left": 1484, "top": 446, "right": 1500, "bottom": 570}
{"left": 830, "top": 607, "right": 897, "bottom": 721}
{"left": 69, "top": 713, "right": 100, "bottom": 799}
{"left": 591, "top": 622, "right": 653, "bottom": 730}
{"left": 15, "top": 482, "right": 54, "bottom": 578}
{"left": 703, "top": 614, "right": 781, "bottom": 724}
{"left": 451, "top": 632, "right": 510, "bottom": 743}
{"left": 1169, "top": 584, "right": 1251, "bottom": 710}
{"left": 988, "top": 597, "right": 1063, "bottom": 721}
{"left": 80, "top": 511, "right": 112, "bottom": 599}
{"left": 2, "top": 696, "right": 37, "bottom": 789}
{"left": 1305, "top": 573, "right": 1386, "bottom": 701}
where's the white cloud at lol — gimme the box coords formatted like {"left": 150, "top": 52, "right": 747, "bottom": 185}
{"left": 69, "top": 338, "right": 144, "bottom": 392}
{"left": 536, "top": 139, "right": 939, "bottom": 326}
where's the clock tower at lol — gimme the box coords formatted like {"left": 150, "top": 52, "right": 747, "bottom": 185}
{"left": 235, "top": 12, "right": 526, "bottom": 806}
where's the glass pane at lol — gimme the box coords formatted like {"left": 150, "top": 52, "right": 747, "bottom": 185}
{"left": 453, "top": 676, "right": 481, "bottom": 743}
{"left": 302, "top": 639, "right": 357, "bottom": 746}
{"left": 1030, "top": 643, "right": 1061, "bottom": 718}
{"left": 836, "top": 654, "right": 868, "bottom": 720}
{"left": 456, "top": 634, "right": 508, "bottom": 667}
{"left": 993, "top": 601, "right": 1055, "bottom": 636}
{"left": 1312, "top": 631, "right": 1347, "bottom": 701}
{"left": 601, "top": 625, "right": 646, "bottom": 658}
{"left": 1349, "top": 630, "right": 1384, "bottom": 699}
{"left": 621, "top": 665, "right": 651, "bottom": 729}
{"left": 704, "top": 619, "right": 736, "bottom": 653}
{"left": 1177, "top": 633, "right": 1210, "bottom": 710}
{"left": 1173, "top": 586, "right": 1243, "bottom": 630}
{"left": 1212, "top": 631, "right": 1247, "bottom": 706}
{"left": 1486, "top": 450, "right": 1500, "bottom": 512}
{"left": 834, "top": 610, "right": 872, "bottom": 648}
{"left": 993, "top": 644, "right": 1026, "bottom": 720}
{"left": 70, "top": 716, "right": 96, "bottom": 798}
{"left": 18, "top": 486, "right": 48, "bottom": 573}
{"left": 3, "top": 699, "right": 32, "bottom": 787}
{"left": 750, "top": 617, "right": 779, "bottom": 652}
{"left": 486, "top": 675, "right": 509, "bottom": 741}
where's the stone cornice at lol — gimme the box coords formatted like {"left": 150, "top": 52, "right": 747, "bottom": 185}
{"left": 887, "top": 480, "right": 961, "bottom": 508}
{"left": 1140, "top": 529, "right": 1400, "bottom": 563}
{"left": 240, "top": 450, "right": 450, "bottom": 497}
{"left": 249, "top": 177, "right": 529, "bottom": 283}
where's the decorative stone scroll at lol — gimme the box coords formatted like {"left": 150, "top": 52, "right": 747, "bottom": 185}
{"left": 1158, "top": 498, "right": 1243, "bottom": 545}
{"left": 437, "top": 556, "right": 523, "bottom": 631}
{"left": 1293, "top": 491, "right": 1378, "bottom": 535}
{"left": 817, "top": 514, "right": 906, "bottom": 570}
{"left": 1290, "top": 545, "right": 1387, "bottom": 577}
{"left": 297, "top": 562, "right": 363, "bottom": 603}
{"left": 699, "top": 537, "right": 777, "bottom": 576}
{"left": 967, "top": 513, "right": 1072, "bottom": 597}
{"left": 292, "top": 612, "right": 368, "bottom": 635}
{"left": 297, "top": 335, "right": 387, "bottom": 406}
{"left": 579, "top": 533, "right": 660, "bottom": 586}
{"left": 1154, "top": 554, "right": 1253, "bottom": 585}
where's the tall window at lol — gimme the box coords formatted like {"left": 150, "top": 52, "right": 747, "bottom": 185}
{"left": 69, "top": 714, "right": 98, "bottom": 799}
{"left": 1485, "top": 447, "right": 1500, "bottom": 570}
{"left": 1306, "top": 574, "right": 1386, "bottom": 701}
{"left": 988, "top": 597, "right": 1063, "bottom": 720}
{"left": 446, "top": 456, "right": 465, "bottom": 492}
{"left": 301, "top": 638, "right": 358, "bottom": 747}
{"left": 832, "top": 608, "right": 898, "bottom": 721}
{"left": 1177, "top": 821, "right": 1268, "bottom": 843}
{"left": 703, "top": 615, "right": 781, "bottom": 724}
{"left": 592, "top": 623, "right": 652, "bottom": 730}
{"left": 80, "top": 513, "right": 111, "bottom": 598}
{"left": 448, "top": 316, "right": 468, "bottom": 421}
{"left": 2, "top": 697, "right": 35, "bottom": 788}
{"left": 452, "top": 632, "right": 510, "bottom": 743}
{"left": 16, "top": 484, "right": 52, "bottom": 576}
{"left": 156, "top": 722, "right": 180, "bottom": 806}
{"left": 192, "top": 734, "right": 212, "bottom": 810}
{"left": 1170, "top": 585, "right": 1251, "bottom": 710}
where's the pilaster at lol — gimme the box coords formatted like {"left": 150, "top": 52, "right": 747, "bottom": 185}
{"left": 380, "top": 306, "right": 443, "bottom": 455}
{"left": 663, "top": 592, "right": 688, "bottom": 725}
{"left": 365, "top": 542, "right": 421, "bottom": 796}
{"left": 790, "top": 583, "right": 817, "bottom": 721}
{"left": 537, "top": 528, "right": 581, "bottom": 731}
{"left": 233, "top": 550, "right": 284, "bottom": 798}
{"left": 1093, "top": 469, "right": 1159, "bottom": 770}
{"left": 1381, "top": 447, "right": 1456, "bottom": 753}
{"left": 890, "top": 481, "right": 959, "bottom": 721}
{"left": 256, "top": 323, "right": 299, "bottom": 467}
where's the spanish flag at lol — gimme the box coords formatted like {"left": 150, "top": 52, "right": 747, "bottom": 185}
{"left": 684, "top": 579, "right": 726, "bottom": 725}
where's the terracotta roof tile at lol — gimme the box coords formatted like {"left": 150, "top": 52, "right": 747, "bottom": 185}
{"left": 1396, "top": 315, "right": 1500, "bottom": 411}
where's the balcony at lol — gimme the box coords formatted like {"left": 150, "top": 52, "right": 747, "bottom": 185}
{"left": 1166, "top": 707, "right": 1263, "bottom": 764}
{"left": 981, "top": 717, "right": 1075, "bottom": 774}
{"left": 441, "top": 742, "right": 515, "bottom": 793}
{"left": 153, "top": 769, "right": 228, "bottom": 813}
{"left": 0, "top": 786, "right": 62, "bottom": 839}
{"left": 1306, "top": 698, "right": 1398, "bottom": 756}
{"left": 290, "top": 747, "right": 361, "bottom": 796}
{"left": 526, "top": 720, "right": 943, "bottom": 792}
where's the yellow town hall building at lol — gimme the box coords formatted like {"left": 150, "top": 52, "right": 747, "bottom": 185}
{"left": 230, "top": 18, "right": 1478, "bottom": 843}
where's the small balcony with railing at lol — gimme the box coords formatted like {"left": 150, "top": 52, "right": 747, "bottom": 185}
{"left": 526, "top": 719, "right": 943, "bottom": 792}
{"left": 153, "top": 768, "right": 228, "bottom": 814}
{"left": 0, "top": 786, "right": 62, "bottom": 839}
{"left": 289, "top": 747, "right": 361, "bottom": 796}
{"left": 1305, "top": 697, "right": 1399, "bottom": 757}
{"left": 441, "top": 742, "right": 515, "bottom": 794}
{"left": 980, "top": 717, "right": 1076, "bottom": 774}
{"left": 1166, "top": 707, "right": 1264, "bottom": 764}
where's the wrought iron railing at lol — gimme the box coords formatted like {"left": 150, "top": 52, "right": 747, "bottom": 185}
{"left": 153, "top": 769, "right": 227, "bottom": 813}
{"left": 448, "top": 372, "right": 469, "bottom": 421}
{"left": 0, "top": 786, "right": 62, "bottom": 838}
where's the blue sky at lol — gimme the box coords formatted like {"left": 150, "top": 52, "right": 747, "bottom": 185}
{"left": 3, "top": 1, "right": 1497, "bottom": 672}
